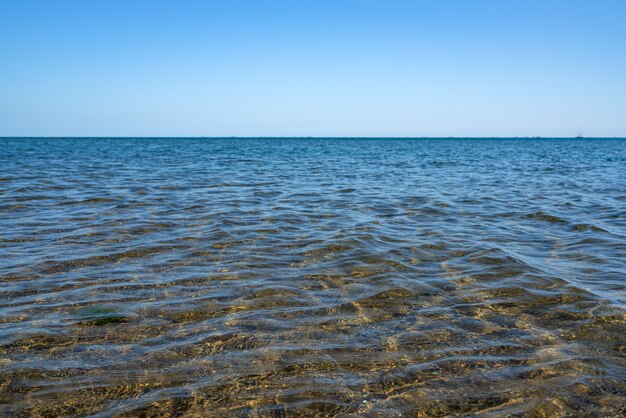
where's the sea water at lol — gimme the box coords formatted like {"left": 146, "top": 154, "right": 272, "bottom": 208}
{"left": 1, "top": 138, "right": 625, "bottom": 415}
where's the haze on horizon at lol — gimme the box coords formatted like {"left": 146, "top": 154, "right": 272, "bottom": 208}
{"left": 1, "top": 0, "right": 625, "bottom": 138}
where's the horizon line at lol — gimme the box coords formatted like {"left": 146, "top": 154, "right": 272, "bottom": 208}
{"left": 2, "top": 136, "right": 626, "bottom": 140}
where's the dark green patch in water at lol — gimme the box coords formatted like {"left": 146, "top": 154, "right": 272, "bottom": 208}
{"left": 74, "top": 306, "right": 131, "bottom": 326}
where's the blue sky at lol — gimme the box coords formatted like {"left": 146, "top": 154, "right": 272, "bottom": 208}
{"left": 1, "top": 0, "right": 625, "bottom": 137}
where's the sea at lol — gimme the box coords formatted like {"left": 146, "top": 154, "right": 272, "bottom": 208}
{"left": 1, "top": 138, "right": 625, "bottom": 416}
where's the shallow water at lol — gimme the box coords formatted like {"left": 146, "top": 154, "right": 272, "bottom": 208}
{"left": 1, "top": 138, "right": 625, "bottom": 416}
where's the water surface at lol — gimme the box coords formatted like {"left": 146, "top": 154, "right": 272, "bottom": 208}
{"left": 1, "top": 138, "right": 625, "bottom": 416}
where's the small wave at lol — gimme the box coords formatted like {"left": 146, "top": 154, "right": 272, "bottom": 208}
{"left": 39, "top": 245, "right": 185, "bottom": 274}
{"left": 523, "top": 211, "right": 569, "bottom": 224}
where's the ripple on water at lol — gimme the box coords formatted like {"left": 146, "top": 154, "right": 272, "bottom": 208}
{"left": 1, "top": 138, "right": 625, "bottom": 416}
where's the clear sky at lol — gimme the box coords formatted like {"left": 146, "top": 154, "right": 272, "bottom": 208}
{"left": 1, "top": 0, "right": 625, "bottom": 137}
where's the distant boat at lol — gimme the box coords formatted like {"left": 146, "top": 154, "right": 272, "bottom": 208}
{"left": 576, "top": 133, "right": 584, "bottom": 138}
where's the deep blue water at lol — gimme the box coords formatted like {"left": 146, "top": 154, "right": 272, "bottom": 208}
{"left": 1, "top": 138, "right": 625, "bottom": 416}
